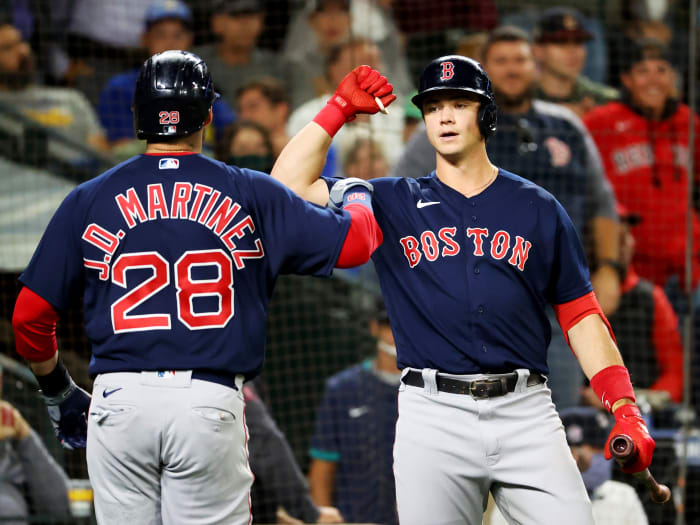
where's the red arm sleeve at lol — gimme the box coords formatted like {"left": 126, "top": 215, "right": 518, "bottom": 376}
{"left": 553, "top": 291, "right": 616, "bottom": 353}
{"left": 12, "top": 287, "right": 59, "bottom": 362}
{"left": 650, "top": 285, "right": 683, "bottom": 402}
{"left": 335, "top": 204, "right": 383, "bottom": 268}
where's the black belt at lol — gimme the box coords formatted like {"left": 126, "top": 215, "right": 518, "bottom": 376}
{"left": 402, "top": 370, "right": 545, "bottom": 398}
{"left": 192, "top": 370, "right": 240, "bottom": 390}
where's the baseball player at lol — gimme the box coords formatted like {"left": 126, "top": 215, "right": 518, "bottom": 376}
{"left": 11, "top": 50, "right": 394, "bottom": 524}
{"left": 272, "top": 56, "right": 656, "bottom": 524}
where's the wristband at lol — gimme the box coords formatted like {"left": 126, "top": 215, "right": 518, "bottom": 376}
{"left": 313, "top": 99, "right": 349, "bottom": 137}
{"left": 35, "top": 359, "right": 72, "bottom": 397}
{"left": 589, "top": 364, "right": 635, "bottom": 412}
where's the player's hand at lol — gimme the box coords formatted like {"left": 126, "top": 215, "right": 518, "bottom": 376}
{"left": 42, "top": 380, "right": 91, "bottom": 449}
{"left": 604, "top": 403, "right": 655, "bottom": 473}
{"left": 0, "top": 401, "right": 31, "bottom": 441}
{"left": 330, "top": 65, "right": 397, "bottom": 122}
{"left": 316, "top": 506, "right": 344, "bottom": 523}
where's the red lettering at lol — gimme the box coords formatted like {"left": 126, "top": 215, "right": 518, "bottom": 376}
{"left": 171, "top": 182, "right": 192, "bottom": 219}
{"left": 438, "top": 227, "right": 460, "bottom": 256}
{"left": 197, "top": 190, "right": 221, "bottom": 225}
{"left": 232, "top": 238, "right": 265, "bottom": 270}
{"left": 205, "top": 197, "right": 241, "bottom": 235}
{"left": 399, "top": 236, "right": 422, "bottom": 268}
{"left": 147, "top": 184, "right": 169, "bottom": 220}
{"left": 115, "top": 188, "right": 147, "bottom": 228}
{"left": 440, "top": 62, "right": 454, "bottom": 81}
{"left": 189, "top": 184, "right": 213, "bottom": 221}
{"left": 491, "top": 230, "right": 510, "bottom": 260}
{"left": 508, "top": 236, "right": 532, "bottom": 271}
{"left": 82, "top": 223, "right": 119, "bottom": 254}
{"left": 467, "top": 228, "right": 488, "bottom": 256}
{"left": 221, "top": 216, "right": 255, "bottom": 251}
{"left": 420, "top": 231, "right": 439, "bottom": 262}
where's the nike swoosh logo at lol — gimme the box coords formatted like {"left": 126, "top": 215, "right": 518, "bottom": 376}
{"left": 103, "top": 388, "right": 123, "bottom": 398}
{"left": 417, "top": 200, "right": 440, "bottom": 209}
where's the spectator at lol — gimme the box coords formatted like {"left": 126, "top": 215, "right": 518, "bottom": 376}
{"left": 56, "top": 0, "right": 150, "bottom": 106}
{"left": 308, "top": 298, "right": 400, "bottom": 525}
{"left": 0, "top": 20, "right": 109, "bottom": 154}
{"left": 584, "top": 39, "right": 700, "bottom": 292}
{"left": 97, "top": 0, "right": 235, "bottom": 159}
{"left": 489, "top": 407, "right": 649, "bottom": 525}
{"left": 606, "top": 0, "right": 687, "bottom": 95}
{"left": 217, "top": 120, "right": 276, "bottom": 173}
{"left": 236, "top": 77, "right": 290, "bottom": 157}
{"left": 390, "top": 27, "right": 621, "bottom": 410}
{"left": 192, "top": 0, "right": 288, "bottom": 108}
{"left": 583, "top": 206, "right": 683, "bottom": 407}
{"left": 1, "top": 362, "right": 72, "bottom": 524}
{"left": 342, "top": 137, "right": 389, "bottom": 181}
{"left": 283, "top": 0, "right": 411, "bottom": 107}
{"left": 244, "top": 381, "right": 343, "bottom": 524}
{"left": 287, "top": 38, "right": 404, "bottom": 169}
{"left": 533, "top": 8, "right": 619, "bottom": 117}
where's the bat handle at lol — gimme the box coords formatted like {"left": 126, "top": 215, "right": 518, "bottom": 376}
{"left": 609, "top": 434, "right": 671, "bottom": 504}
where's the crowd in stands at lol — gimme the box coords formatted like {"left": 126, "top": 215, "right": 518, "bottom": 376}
{"left": 0, "top": 0, "right": 698, "bottom": 523}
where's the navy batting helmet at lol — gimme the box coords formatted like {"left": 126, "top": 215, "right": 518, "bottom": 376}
{"left": 412, "top": 55, "right": 498, "bottom": 139}
{"left": 133, "top": 50, "right": 218, "bottom": 141}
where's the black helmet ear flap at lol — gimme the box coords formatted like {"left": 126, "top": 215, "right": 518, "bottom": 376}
{"left": 478, "top": 102, "right": 498, "bottom": 139}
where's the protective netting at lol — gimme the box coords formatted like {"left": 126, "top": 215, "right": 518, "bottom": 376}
{"left": 0, "top": 0, "right": 697, "bottom": 523}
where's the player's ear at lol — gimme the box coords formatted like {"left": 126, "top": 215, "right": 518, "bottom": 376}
{"left": 204, "top": 108, "right": 213, "bottom": 127}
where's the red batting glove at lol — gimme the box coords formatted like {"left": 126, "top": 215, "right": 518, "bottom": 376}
{"left": 604, "top": 404, "right": 655, "bottom": 474}
{"left": 313, "top": 65, "right": 397, "bottom": 137}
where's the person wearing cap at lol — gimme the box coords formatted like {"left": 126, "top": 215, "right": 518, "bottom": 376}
{"left": 584, "top": 38, "right": 700, "bottom": 293}
{"left": 0, "top": 360, "right": 72, "bottom": 523}
{"left": 532, "top": 8, "right": 619, "bottom": 118}
{"left": 308, "top": 297, "right": 400, "bottom": 525}
{"left": 97, "top": 0, "right": 235, "bottom": 157}
{"left": 391, "top": 26, "right": 622, "bottom": 410}
{"left": 581, "top": 205, "right": 683, "bottom": 406}
{"left": 488, "top": 406, "right": 649, "bottom": 525}
{"left": 192, "top": 0, "right": 289, "bottom": 109}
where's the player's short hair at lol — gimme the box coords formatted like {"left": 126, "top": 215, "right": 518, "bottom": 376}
{"left": 481, "top": 25, "right": 532, "bottom": 62}
{"left": 235, "top": 76, "right": 289, "bottom": 107}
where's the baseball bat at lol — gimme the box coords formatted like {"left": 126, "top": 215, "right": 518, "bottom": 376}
{"left": 609, "top": 434, "right": 671, "bottom": 504}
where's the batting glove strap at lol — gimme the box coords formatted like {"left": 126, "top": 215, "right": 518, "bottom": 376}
{"left": 604, "top": 404, "right": 655, "bottom": 474}
{"left": 328, "top": 178, "right": 374, "bottom": 212}
{"left": 313, "top": 101, "right": 350, "bottom": 137}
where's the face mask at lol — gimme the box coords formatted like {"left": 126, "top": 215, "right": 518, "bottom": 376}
{"left": 581, "top": 452, "right": 612, "bottom": 493}
{"left": 631, "top": 0, "right": 669, "bottom": 21}
{"left": 377, "top": 340, "right": 397, "bottom": 357}
{"left": 228, "top": 154, "right": 274, "bottom": 173}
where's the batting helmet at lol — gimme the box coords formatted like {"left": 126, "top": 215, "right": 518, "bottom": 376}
{"left": 133, "top": 50, "right": 218, "bottom": 141}
{"left": 412, "top": 55, "right": 498, "bottom": 139}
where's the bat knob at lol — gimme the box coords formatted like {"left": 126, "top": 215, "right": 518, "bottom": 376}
{"left": 652, "top": 484, "right": 672, "bottom": 504}
{"left": 610, "top": 434, "right": 635, "bottom": 459}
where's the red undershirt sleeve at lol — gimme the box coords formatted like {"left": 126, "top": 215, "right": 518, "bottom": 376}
{"left": 12, "top": 287, "right": 59, "bottom": 362}
{"left": 335, "top": 204, "right": 383, "bottom": 268}
{"left": 553, "top": 291, "right": 616, "bottom": 353}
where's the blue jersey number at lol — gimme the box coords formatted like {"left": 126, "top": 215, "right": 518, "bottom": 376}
{"left": 110, "top": 249, "right": 234, "bottom": 333}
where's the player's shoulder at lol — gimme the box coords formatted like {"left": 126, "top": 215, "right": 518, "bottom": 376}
{"left": 498, "top": 169, "right": 562, "bottom": 211}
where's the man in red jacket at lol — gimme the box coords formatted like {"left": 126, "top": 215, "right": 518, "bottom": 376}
{"left": 584, "top": 38, "right": 700, "bottom": 290}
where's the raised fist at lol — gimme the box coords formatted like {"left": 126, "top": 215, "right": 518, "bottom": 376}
{"left": 604, "top": 404, "right": 655, "bottom": 474}
{"left": 329, "top": 65, "right": 397, "bottom": 121}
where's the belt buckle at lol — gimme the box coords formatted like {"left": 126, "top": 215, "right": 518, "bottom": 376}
{"left": 469, "top": 377, "right": 506, "bottom": 399}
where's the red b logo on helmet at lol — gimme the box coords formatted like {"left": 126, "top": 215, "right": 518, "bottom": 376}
{"left": 440, "top": 62, "right": 454, "bottom": 81}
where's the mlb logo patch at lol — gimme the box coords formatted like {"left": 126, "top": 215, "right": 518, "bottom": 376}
{"left": 159, "top": 158, "right": 180, "bottom": 170}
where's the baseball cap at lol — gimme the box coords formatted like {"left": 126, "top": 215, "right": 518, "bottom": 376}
{"left": 534, "top": 7, "right": 593, "bottom": 44}
{"left": 145, "top": 0, "right": 193, "bottom": 29}
{"left": 617, "top": 203, "right": 642, "bottom": 226}
{"left": 560, "top": 407, "right": 612, "bottom": 448}
{"left": 621, "top": 37, "right": 672, "bottom": 71}
{"left": 212, "top": 0, "right": 264, "bottom": 15}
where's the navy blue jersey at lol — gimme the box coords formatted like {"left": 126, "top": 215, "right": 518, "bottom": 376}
{"left": 309, "top": 360, "right": 398, "bottom": 525}
{"left": 325, "top": 170, "right": 592, "bottom": 374}
{"left": 21, "top": 153, "right": 351, "bottom": 380}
